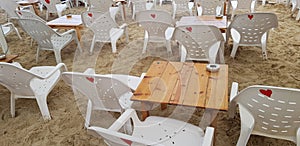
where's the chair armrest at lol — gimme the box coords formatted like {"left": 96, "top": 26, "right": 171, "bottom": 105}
{"left": 30, "top": 63, "right": 68, "bottom": 79}
{"left": 202, "top": 127, "right": 214, "bottom": 146}
{"left": 1, "top": 22, "right": 14, "bottom": 28}
{"left": 165, "top": 27, "right": 175, "bottom": 40}
{"left": 119, "top": 23, "right": 128, "bottom": 29}
{"left": 87, "top": 125, "right": 155, "bottom": 145}
{"left": 84, "top": 68, "right": 96, "bottom": 74}
{"left": 60, "top": 29, "right": 76, "bottom": 36}
{"left": 108, "top": 109, "right": 142, "bottom": 131}
{"left": 228, "top": 82, "right": 239, "bottom": 118}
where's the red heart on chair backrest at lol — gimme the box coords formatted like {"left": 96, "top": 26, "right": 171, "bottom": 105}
{"left": 248, "top": 14, "right": 254, "bottom": 20}
{"left": 259, "top": 89, "right": 272, "bottom": 97}
{"left": 86, "top": 77, "right": 94, "bottom": 83}
{"left": 121, "top": 138, "right": 133, "bottom": 145}
{"left": 88, "top": 12, "right": 93, "bottom": 18}
{"left": 186, "top": 27, "right": 192, "bottom": 32}
{"left": 45, "top": 0, "right": 50, "bottom": 4}
{"left": 150, "top": 14, "right": 156, "bottom": 19}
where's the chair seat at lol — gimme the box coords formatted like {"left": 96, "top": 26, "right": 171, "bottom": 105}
{"left": 133, "top": 116, "right": 204, "bottom": 146}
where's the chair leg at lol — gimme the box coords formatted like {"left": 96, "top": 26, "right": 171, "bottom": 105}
{"left": 89, "top": 36, "right": 96, "bottom": 54}
{"left": 35, "top": 95, "right": 51, "bottom": 120}
{"left": 166, "top": 40, "right": 172, "bottom": 55}
{"left": 36, "top": 47, "right": 40, "bottom": 63}
{"left": 10, "top": 94, "right": 15, "bottom": 118}
{"left": 85, "top": 100, "right": 92, "bottom": 128}
{"left": 296, "top": 9, "right": 300, "bottom": 21}
{"left": 46, "top": 11, "right": 49, "bottom": 21}
{"left": 53, "top": 49, "right": 62, "bottom": 63}
{"left": 13, "top": 26, "right": 22, "bottom": 40}
{"left": 111, "top": 40, "right": 117, "bottom": 53}
{"left": 230, "top": 42, "right": 239, "bottom": 58}
{"left": 142, "top": 32, "right": 149, "bottom": 54}
{"left": 172, "top": 4, "right": 176, "bottom": 19}
{"left": 261, "top": 42, "right": 268, "bottom": 60}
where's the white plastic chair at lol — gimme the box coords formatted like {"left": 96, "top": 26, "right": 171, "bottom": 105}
{"left": 1, "top": 22, "right": 22, "bottom": 40}
{"left": 130, "top": 0, "right": 154, "bottom": 20}
{"left": 0, "top": 0, "right": 34, "bottom": 22}
{"left": 230, "top": 0, "right": 256, "bottom": 20}
{"left": 39, "top": 0, "right": 69, "bottom": 20}
{"left": 136, "top": 10, "right": 175, "bottom": 54}
{"left": 17, "top": 18, "right": 82, "bottom": 64}
{"left": 228, "top": 13, "right": 278, "bottom": 60}
{"left": 61, "top": 68, "right": 145, "bottom": 128}
{"left": 195, "top": 0, "right": 225, "bottom": 16}
{"left": 87, "top": 0, "right": 121, "bottom": 21}
{"left": 173, "top": 25, "right": 225, "bottom": 64}
{"left": 172, "top": 0, "right": 194, "bottom": 19}
{"left": 81, "top": 11, "right": 128, "bottom": 54}
{"left": 229, "top": 82, "right": 300, "bottom": 146}
{"left": 88, "top": 109, "right": 215, "bottom": 146}
{"left": 0, "top": 62, "right": 67, "bottom": 120}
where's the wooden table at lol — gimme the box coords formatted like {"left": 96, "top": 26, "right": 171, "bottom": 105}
{"left": 176, "top": 15, "right": 227, "bottom": 33}
{"left": 46, "top": 15, "right": 83, "bottom": 40}
{"left": 17, "top": 0, "right": 40, "bottom": 16}
{"left": 131, "top": 61, "right": 228, "bottom": 128}
{"left": 0, "top": 54, "right": 18, "bottom": 63}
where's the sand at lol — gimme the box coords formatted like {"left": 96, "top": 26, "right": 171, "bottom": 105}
{"left": 0, "top": 1, "right": 300, "bottom": 146}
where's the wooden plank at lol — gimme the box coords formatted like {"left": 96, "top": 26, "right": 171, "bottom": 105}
{"left": 0, "top": 54, "right": 18, "bottom": 63}
{"left": 205, "top": 65, "right": 228, "bottom": 110}
{"left": 180, "top": 63, "right": 201, "bottom": 106}
{"left": 150, "top": 62, "right": 183, "bottom": 103}
{"left": 145, "top": 61, "right": 168, "bottom": 76}
{"left": 194, "top": 63, "right": 210, "bottom": 108}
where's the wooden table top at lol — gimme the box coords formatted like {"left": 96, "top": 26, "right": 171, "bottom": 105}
{"left": 176, "top": 15, "right": 228, "bottom": 30}
{"left": 0, "top": 54, "right": 18, "bottom": 63}
{"left": 131, "top": 61, "right": 228, "bottom": 111}
{"left": 46, "top": 15, "right": 83, "bottom": 27}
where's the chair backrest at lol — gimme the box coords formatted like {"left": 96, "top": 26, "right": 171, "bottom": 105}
{"left": 197, "top": 0, "right": 225, "bottom": 15}
{"left": 232, "top": 85, "right": 300, "bottom": 142}
{"left": 229, "top": 13, "right": 278, "bottom": 45}
{"left": 131, "top": 0, "right": 149, "bottom": 13}
{"left": 15, "top": 10, "right": 46, "bottom": 23}
{"left": 62, "top": 72, "right": 133, "bottom": 112}
{"left": 173, "top": 0, "right": 191, "bottom": 11}
{"left": 0, "top": 62, "right": 38, "bottom": 96}
{"left": 0, "top": 25, "right": 8, "bottom": 54}
{"left": 81, "top": 11, "right": 118, "bottom": 42}
{"left": 136, "top": 10, "right": 173, "bottom": 41}
{"left": 17, "top": 18, "right": 58, "bottom": 49}
{"left": 40, "top": 0, "right": 60, "bottom": 13}
{"left": 87, "top": 0, "right": 114, "bottom": 12}
{"left": 173, "top": 25, "right": 224, "bottom": 62}
{"left": 236, "top": 0, "right": 254, "bottom": 10}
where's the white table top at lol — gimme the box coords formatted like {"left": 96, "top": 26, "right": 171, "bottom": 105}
{"left": 46, "top": 15, "right": 83, "bottom": 26}
{"left": 176, "top": 16, "right": 227, "bottom": 29}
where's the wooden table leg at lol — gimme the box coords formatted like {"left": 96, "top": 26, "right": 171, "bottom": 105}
{"left": 75, "top": 27, "right": 81, "bottom": 41}
{"left": 160, "top": 103, "right": 167, "bottom": 110}
{"left": 140, "top": 102, "right": 150, "bottom": 121}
